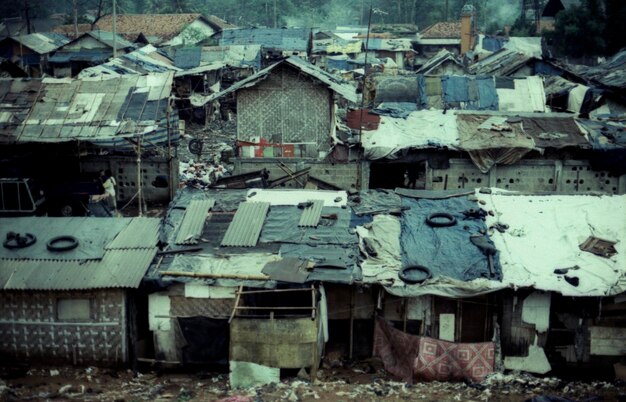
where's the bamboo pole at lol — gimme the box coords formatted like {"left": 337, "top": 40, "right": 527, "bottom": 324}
{"left": 160, "top": 271, "right": 270, "bottom": 280}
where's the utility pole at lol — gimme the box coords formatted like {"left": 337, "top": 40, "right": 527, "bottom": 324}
{"left": 358, "top": 6, "right": 374, "bottom": 141}
{"left": 273, "top": 0, "right": 277, "bottom": 28}
{"left": 112, "top": 0, "right": 117, "bottom": 58}
{"left": 24, "top": 0, "right": 31, "bottom": 34}
{"left": 73, "top": 0, "right": 78, "bottom": 37}
{"left": 445, "top": 0, "right": 449, "bottom": 21}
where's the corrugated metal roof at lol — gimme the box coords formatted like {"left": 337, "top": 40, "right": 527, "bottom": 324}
{"left": 298, "top": 200, "right": 324, "bottom": 227}
{"left": 14, "top": 32, "right": 69, "bottom": 54}
{"left": 0, "top": 248, "right": 156, "bottom": 290}
{"left": 79, "top": 45, "right": 181, "bottom": 78}
{"left": 85, "top": 30, "right": 134, "bottom": 49}
{"left": 175, "top": 199, "right": 215, "bottom": 245}
{"left": 468, "top": 48, "right": 533, "bottom": 76}
{"left": 0, "top": 217, "right": 158, "bottom": 290}
{"left": 221, "top": 202, "right": 270, "bottom": 247}
{"left": 0, "top": 72, "right": 176, "bottom": 145}
{"left": 0, "top": 217, "right": 129, "bottom": 261}
{"left": 199, "top": 45, "right": 261, "bottom": 69}
{"left": 106, "top": 217, "right": 161, "bottom": 249}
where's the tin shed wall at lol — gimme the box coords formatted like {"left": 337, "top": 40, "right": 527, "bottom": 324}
{"left": 0, "top": 289, "right": 127, "bottom": 366}
{"left": 237, "top": 64, "right": 332, "bottom": 156}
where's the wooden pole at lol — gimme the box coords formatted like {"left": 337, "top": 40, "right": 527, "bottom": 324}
{"left": 161, "top": 271, "right": 270, "bottom": 280}
{"left": 349, "top": 287, "right": 355, "bottom": 360}
{"left": 137, "top": 137, "right": 142, "bottom": 216}
{"left": 73, "top": 0, "right": 78, "bottom": 37}
{"left": 112, "top": 0, "right": 117, "bottom": 58}
{"left": 403, "top": 299, "right": 408, "bottom": 332}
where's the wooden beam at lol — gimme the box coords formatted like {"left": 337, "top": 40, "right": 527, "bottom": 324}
{"left": 229, "top": 285, "right": 243, "bottom": 324}
{"left": 161, "top": 271, "right": 270, "bottom": 280}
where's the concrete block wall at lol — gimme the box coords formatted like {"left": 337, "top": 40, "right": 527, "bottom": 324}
{"left": 233, "top": 158, "right": 362, "bottom": 190}
{"left": 428, "top": 158, "right": 626, "bottom": 194}
{"left": 0, "top": 289, "right": 127, "bottom": 366}
{"left": 80, "top": 156, "right": 178, "bottom": 204}
{"left": 560, "top": 162, "right": 621, "bottom": 193}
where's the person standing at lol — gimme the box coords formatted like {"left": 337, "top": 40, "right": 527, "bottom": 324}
{"left": 102, "top": 169, "right": 117, "bottom": 211}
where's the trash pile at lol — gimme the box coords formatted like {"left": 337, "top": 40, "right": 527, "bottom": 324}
{"left": 179, "top": 160, "right": 230, "bottom": 189}
{"left": 1, "top": 364, "right": 625, "bottom": 401}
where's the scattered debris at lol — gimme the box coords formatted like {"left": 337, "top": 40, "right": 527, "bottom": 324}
{"left": 179, "top": 160, "right": 230, "bottom": 189}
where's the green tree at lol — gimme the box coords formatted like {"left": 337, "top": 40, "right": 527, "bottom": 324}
{"left": 604, "top": 0, "right": 626, "bottom": 55}
{"left": 544, "top": 0, "right": 606, "bottom": 58}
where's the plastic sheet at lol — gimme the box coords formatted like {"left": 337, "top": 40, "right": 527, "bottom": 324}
{"left": 399, "top": 197, "right": 501, "bottom": 281}
{"left": 260, "top": 206, "right": 356, "bottom": 245}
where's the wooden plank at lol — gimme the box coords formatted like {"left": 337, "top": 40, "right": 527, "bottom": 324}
{"left": 230, "top": 317, "right": 318, "bottom": 344}
{"left": 228, "top": 285, "right": 243, "bottom": 324}
{"left": 236, "top": 288, "right": 314, "bottom": 295}
{"left": 230, "top": 342, "right": 315, "bottom": 368}
{"left": 590, "top": 326, "right": 626, "bottom": 356}
{"left": 439, "top": 314, "right": 455, "bottom": 342}
{"left": 230, "top": 317, "right": 317, "bottom": 345}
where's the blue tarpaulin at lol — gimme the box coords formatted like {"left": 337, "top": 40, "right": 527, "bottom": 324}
{"left": 442, "top": 75, "right": 470, "bottom": 103}
{"left": 174, "top": 47, "right": 201, "bottom": 69}
{"left": 400, "top": 197, "right": 502, "bottom": 281}
{"left": 475, "top": 76, "right": 499, "bottom": 110}
{"left": 441, "top": 75, "right": 498, "bottom": 111}
{"left": 327, "top": 56, "right": 350, "bottom": 71}
{"left": 482, "top": 37, "right": 507, "bottom": 52}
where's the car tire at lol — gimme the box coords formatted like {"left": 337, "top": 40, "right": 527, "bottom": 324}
{"left": 47, "top": 236, "right": 79, "bottom": 252}
{"left": 399, "top": 265, "right": 433, "bottom": 284}
{"left": 425, "top": 212, "right": 457, "bottom": 227}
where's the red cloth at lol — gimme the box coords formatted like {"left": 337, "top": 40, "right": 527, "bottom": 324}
{"left": 373, "top": 317, "right": 495, "bottom": 384}
{"left": 372, "top": 317, "right": 421, "bottom": 383}
{"left": 414, "top": 336, "right": 495, "bottom": 383}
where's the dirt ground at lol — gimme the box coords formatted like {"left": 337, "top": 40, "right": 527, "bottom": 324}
{"left": 2, "top": 361, "right": 625, "bottom": 402}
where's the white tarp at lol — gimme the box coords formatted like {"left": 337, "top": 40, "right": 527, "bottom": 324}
{"left": 357, "top": 214, "right": 403, "bottom": 283}
{"left": 476, "top": 191, "right": 626, "bottom": 296}
{"left": 361, "top": 110, "right": 460, "bottom": 160}
{"left": 503, "top": 37, "right": 543, "bottom": 59}
{"left": 497, "top": 76, "right": 547, "bottom": 113}
{"left": 360, "top": 189, "right": 626, "bottom": 299}
{"left": 567, "top": 84, "right": 589, "bottom": 113}
{"left": 246, "top": 189, "right": 348, "bottom": 207}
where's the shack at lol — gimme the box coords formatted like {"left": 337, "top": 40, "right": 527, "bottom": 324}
{"left": 0, "top": 217, "right": 160, "bottom": 366}
{"left": 192, "top": 57, "right": 363, "bottom": 190}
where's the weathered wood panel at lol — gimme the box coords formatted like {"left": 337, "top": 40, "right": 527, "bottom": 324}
{"left": 230, "top": 317, "right": 319, "bottom": 368}
{"left": 589, "top": 326, "right": 626, "bottom": 356}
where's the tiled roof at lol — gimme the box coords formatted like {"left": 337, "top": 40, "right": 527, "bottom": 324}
{"left": 419, "top": 21, "right": 461, "bottom": 39}
{"left": 53, "top": 24, "right": 94, "bottom": 39}
{"left": 94, "top": 14, "right": 234, "bottom": 41}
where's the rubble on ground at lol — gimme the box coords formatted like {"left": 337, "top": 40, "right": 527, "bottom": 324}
{"left": 1, "top": 363, "right": 624, "bottom": 402}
